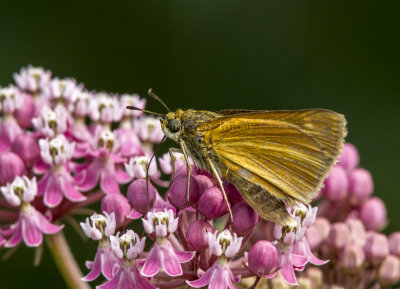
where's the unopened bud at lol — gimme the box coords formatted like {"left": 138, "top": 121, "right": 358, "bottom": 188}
{"left": 126, "top": 179, "right": 156, "bottom": 213}
{"left": 101, "top": 194, "right": 131, "bottom": 227}
{"left": 186, "top": 220, "right": 214, "bottom": 251}
{"left": 168, "top": 174, "right": 199, "bottom": 209}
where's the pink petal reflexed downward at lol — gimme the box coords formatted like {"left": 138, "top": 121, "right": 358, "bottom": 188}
{"left": 21, "top": 215, "right": 42, "bottom": 247}
{"left": 127, "top": 209, "right": 143, "bottom": 220}
{"left": 291, "top": 253, "right": 309, "bottom": 268}
{"left": 37, "top": 172, "right": 50, "bottom": 196}
{"left": 36, "top": 211, "right": 63, "bottom": 234}
{"left": 97, "top": 269, "right": 121, "bottom": 289}
{"left": 305, "top": 242, "right": 328, "bottom": 265}
{"left": 78, "top": 161, "right": 102, "bottom": 192}
{"left": 132, "top": 265, "right": 155, "bottom": 289}
{"left": 174, "top": 248, "right": 195, "bottom": 263}
{"left": 43, "top": 174, "right": 63, "bottom": 208}
{"left": 83, "top": 248, "right": 102, "bottom": 281}
{"left": 187, "top": 264, "right": 215, "bottom": 288}
{"left": 209, "top": 265, "right": 230, "bottom": 289}
{"left": 160, "top": 243, "right": 183, "bottom": 276}
{"left": 101, "top": 247, "right": 118, "bottom": 279}
{"left": 33, "top": 158, "right": 51, "bottom": 175}
{"left": 119, "top": 270, "right": 134, "bottom": 289}
{"left": 115, "top": 169, "right": 131, "bottom": 184}
{"left": 280, "top": 257, "right": 298, "bottom": 285}
{"left": 141, "top": 244, "right": 162, "bottom": 277}
{"left": 60, "top": 174, "right": 86, "bottom": 202}
{"left": 101, "top": 170, "right": 121, "bottom": 194}
{"left": 5, "top": 223, "right": 22, "bottom": 248}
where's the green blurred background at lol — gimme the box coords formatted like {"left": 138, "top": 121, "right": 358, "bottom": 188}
{"left": 1, "top": 1, "right": 399, "bottom": 288}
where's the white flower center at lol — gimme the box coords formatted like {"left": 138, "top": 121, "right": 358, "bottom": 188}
{"left": 99, "top": 130, "right": 115, "bottom": 150}
{"left": 11, "top": 177, "right": 27, "bottom": 197}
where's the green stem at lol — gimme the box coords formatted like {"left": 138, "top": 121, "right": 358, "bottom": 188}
{"left": 46, "top": 231, "right": 90, "bottom": 289}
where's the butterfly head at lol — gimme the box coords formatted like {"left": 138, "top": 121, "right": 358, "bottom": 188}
{"left": 161, "top": 109, "right": 184, "bottom": 142}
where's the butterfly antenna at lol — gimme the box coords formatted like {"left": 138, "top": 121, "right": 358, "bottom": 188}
{"left": 148, "top": 88, "right": 170, "bottom": 112}
{"left": 126, "top": 106, "right": 165, "bottom": 117}
{"left": 146, "top": 135, "right": 167, "bottom": 213}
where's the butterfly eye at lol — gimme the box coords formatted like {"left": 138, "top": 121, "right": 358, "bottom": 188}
{"left": 168, "top": 119, "right": 181, "bottom": 133}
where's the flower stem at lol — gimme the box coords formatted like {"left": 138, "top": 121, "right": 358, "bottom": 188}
{"left": 46, "top": 231, "right": 90, "bottom": 289}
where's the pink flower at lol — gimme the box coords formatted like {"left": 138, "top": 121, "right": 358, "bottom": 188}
{"left": 124, "top": 155, "right": 159, "bottom": 180}
{"left": 0, "top": 176, "right": 63, "bottom": 247}
{"left": 76, "top": 130, "right": 130, "bottom": 194}
{"left": 37, "top": 135, "right": 85, "bottom": 207}
{"left": 0, "top": 86, "right": 24, "bottom": 113}
{"left": 141, "top": 210, "right": 195, "bottom": 277}
{"left": 89, "top": 93, "right": 123, "bottom": 126}
{"left": 119, "top": 94, "right": 146, "bottom": 119}
{"left": 81, "top": 212, "right": 118, "bottom": 280}
{"left": 187, "top": 230, "right": 242, "bottom": 289}
{"left": 13, "top": 65, "right": 51, "bottom": 93}
{"left": 114, "top": 127, "right": 143, "bottom": 158}
{"left": 97, "top": 230, "right": 154, "bottom": 289}
{"left": 32, "top": 106, "right": 68, "bottom": 138}
{"left": 134, "top": 116, "right": 164, "bottom": 146}
{"left": 44, "top": 77, "right": 80, "bottom": 106}
{"left": 159, "top": 151, "right": 188, "bottom": 175}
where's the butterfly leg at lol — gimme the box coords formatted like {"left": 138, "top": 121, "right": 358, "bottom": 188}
{"left": 168, "top": 147, "right": 184, "bottom": 185}
{"left": 206, "top": 158, "right": 234, "bottom": 223}
{"left": 178, "top": 140, "right": 192, "bottom": 203}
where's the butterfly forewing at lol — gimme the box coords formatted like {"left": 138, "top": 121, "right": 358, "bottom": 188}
{"left": 198, "top": 109, "right": 347, "bottom": 203}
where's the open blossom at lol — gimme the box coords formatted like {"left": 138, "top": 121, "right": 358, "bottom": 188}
{"left": 13, "top": 65, "right": 51, "bottom": 93}
{"left": 134, "top": 116, "right": 164, "bottom": 144}
{"left": 0, "top": 176, "right": 63, "bottom": 247}
{"left": 32, "top": 106, "right": 68, "bottom": 138}
{"left": 76, "top": 130, "right": 130, "bottom": 194}
{"left": 81, "top": 212, "right": 118, "bottom": 280}
{"left": 188, "top": 230, "right": 242, "bottom": 289}
{"left": 44, "top": 78, "right": 81, "bottom": 106}
{"left": 98, "top": 230, "right": 154, "bottom": 289}
{"left": 141, "top": 210, "right": 195, "bottom": 277}
{"left": 125, "top": 155, "right": 159, "bottom": 180}
{"left": 37, "top": 135, "right": 85, "bottom": 207}
{"left": 0, "top": 86, "right": 24, "bottom": 113}
{"left": 119, "top": 93, "right": 146, "bottom": 119}
{"left": 89, "top": 93, "right": 123, "bottom": 126}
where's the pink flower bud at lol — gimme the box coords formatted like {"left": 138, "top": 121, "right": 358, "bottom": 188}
{"left": 198, "top": 186, "right": 228, "bottom": 219}
{"left": 313, "top": 217, "right": 331, "bottom": 241}
{"left": 186, "top": 220, "right": 214, "bottom": 251}
{"left": 328, "top": 223, "right": 351, "bottom": 250}
{"left": 224, "top": 182, "right": 243, "bottom": 204}
{"left": 378, "top": 255, "right": 400, "bottom": 287}
{"left": 248, "top": 240, "right": 279, "bottom": 276}
{"left": 337, "top": 143, "right": 359, "bottom": 171}
{"left": 388, "top": 232, "right": 400, "bottom": 257}
{"left": 340, "top": 243, "right": 365, "bottom": 274}
{"left": 232, "top": 201, "right": 258, "bottom": 236}
{"left": 345, "top": 218, "right": 367, "bottom": 246}
{"left": 11, "top": 134, "right": 40, "bottom": 167}
{"left": 348, "top": 168, "right": 374, "bottom": 205}
{"left": 0, "top": 152, "right": 25, "bottom": 186}
{"left": 194, "top": 174, "right": 214, "bottom": 195}
{"left": 322, "top": 166, "right": 348, "bottom": 201}
{"left": 101, "top": 194, "right": 132, "bottom": 227}
{"left": 168, "top": 174, "right": 199, "bottom": 209}
{"left": 360, "top": 197, "right": 387, "bottom": 231}
{"left": 306, "top": 224, "right": 323, "bottom": 251}
{"left": 14, "top": 93, "right": 35, "bottom": 129}
{"left": 127, "top": 179, "right": 157, "bottom": 213}
{"left": 364, "top": 232, "right": 389, "bottom": 266}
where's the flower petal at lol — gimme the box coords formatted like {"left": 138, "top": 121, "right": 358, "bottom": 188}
{"left": 174, "top": 248, "right": 195, "bottom": 263}
{"left": 36, "top": 211, "right": 63, "bottom": 234}
{"left": 60, "top": 174, "right": 86, "bottom": 202}
{"left": 132, "top": 265, "right": 155, "bottom": 289}
{"left": 209, "top": 265, "right": 229, "bottom": 289}
{"left": 119, "top": 270, "right": 134, "bottom": 289}
{"left": 82, "top": 249, "right": 102, "bottom": 281}
{"left": 187, "top": 264, "right": 215, "bottom": 288}
{"left": 160, "top": 243, "right": 183, "bottom": 276}
{"left": 101, "top": 247, "right": 118, "bottom": 279}
{"left": 280, "top": 261, "right": 298, "bottom": 285}
{"left": 97, "top": 269, "right": 121, "bottom": 289}
{"left": 37, "top": 172, "right": 50, "bottom": 196}
{"left": 21, "top": 215, "right": 42, "bottom": 247}
{"left": 43, "top": 174, "right": 63, "bottom": 208}
{"left": 115, "top": 169, "right": 131, "bottom": 184}
{"left": 100, "top": 171, "right": 120, "bottom": 194}
{"left": 5, "top": 224, "right": 22, "bottom": 248}
{"left": 291, "top": 253, "right": 309, "bottom": 268}
{"left": 141, "top": 244, "right": 162, "bottom": 277}
{"left": 78, "top": 161, "right": 101, "bottom": 192}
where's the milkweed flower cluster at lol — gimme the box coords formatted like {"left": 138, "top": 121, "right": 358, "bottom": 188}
{"left": 0, "top": 66, "right": 398, "bottom": 289}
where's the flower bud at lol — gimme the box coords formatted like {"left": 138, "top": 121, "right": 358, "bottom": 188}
{"left": 360, "top": 197, "right": 387, "bottom": 231}
{"left": 194, "top": 174, "right": 214, "bottom": 195}
{"left": 186, "top": 220, "right": 214, "bottom": 251}
{"left": 14, "top": 93, "right": 35, "bottom": 129}
{"left": 322, "top": 166, "right": 348, "bottom": 201}
{"left": 306, "top": 224, "right": 323, "bottom": 251}
{"left": 232, "top": 201, "right": 258, "bottom": 236}
{"left": 364, "top": 232, "right": 389, "bottom": 266}
{"left": 313, "top": 217, "right": 331, "bottom": 241}
{"left": 224, "top": 182, "right": 243, "bottom": 204}
{"left": 248, "top": 240, "right": 279, "bottom": 276}
{"left": 345, "top": 218, "right": 366, "bottom": 246}
{"left": 388, "top": 232, "right": 400, "bottom": 257}
{"left": 11, "top": 134, "right": 40, "bottom": 167}
{"left": 328, "top": 223, "right": 351, "bottom": 250}
{"left": 127, "top": 179, "right": 156, "bottom": 213}
{"left": 101, "top": 194, "right": 131, "bottom": 227}
{"left": 340, "top": 243, "right": 365, "bottom": 274}
{"left": 348, "top": 168, "right": 373, "bottom": 205}
{"left": 0, "top": 152, "right": 25, "bottom": 186}
{"left": 198, "top": 186, "right": 228, "bottom": 219}
{"left": 378, "top": 255, "right": 400, "bottom": 287}
{"left": 337, "top": 143, "right": 359, "bottom": 171}
{"left": 168, "top": 174, "right": 199, "bottom": 209}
